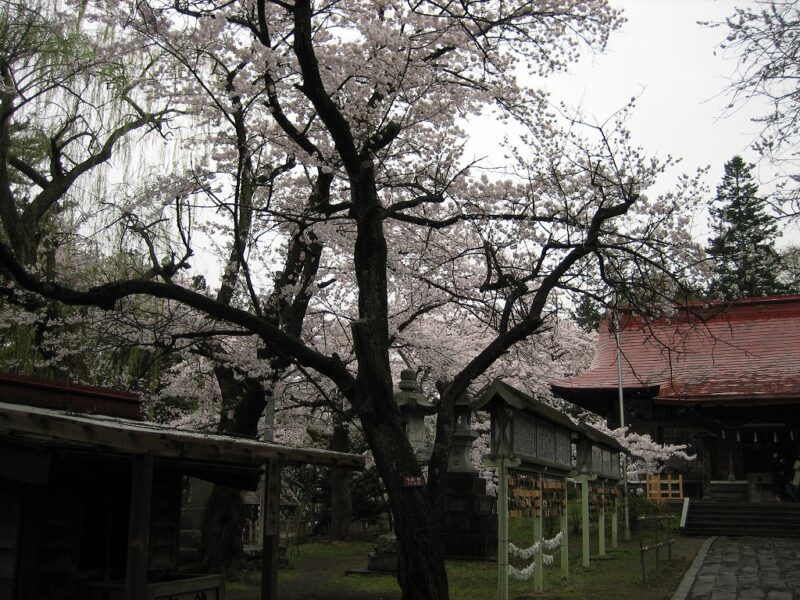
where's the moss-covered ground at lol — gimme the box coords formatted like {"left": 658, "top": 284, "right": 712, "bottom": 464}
{"left": 227, "top": 512, "right": 704, "bottom": 600}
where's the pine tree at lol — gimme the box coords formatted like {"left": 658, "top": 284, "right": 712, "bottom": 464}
{"left": 572, "top": 295, "right": 604, "bottom": 332}
{"left": 707, "top": 156, "right": 786, "bottom": 300}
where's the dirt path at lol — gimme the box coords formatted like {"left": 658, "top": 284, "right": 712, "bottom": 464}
{"left": 227, "top": 554, "right": 402, "bottom": 600}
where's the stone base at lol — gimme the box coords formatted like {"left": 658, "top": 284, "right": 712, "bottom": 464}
{"left": 441, "top": 531, "right": 496, "bottom": 559}
{"left": 441, "top": 473, "right": 496, "bottom": 560}
{"left": 366, "top": 533, "right": 398, "bottom": 574}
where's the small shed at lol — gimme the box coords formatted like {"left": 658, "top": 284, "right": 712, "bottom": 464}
{"left": 472, "top": 380, "right": 581, "bottom": 474}
{"left": 575, "top": 423, "right": 626, "bottom": 483}
{"left": 0, "top": 373, "right": 363, "bottom": 600}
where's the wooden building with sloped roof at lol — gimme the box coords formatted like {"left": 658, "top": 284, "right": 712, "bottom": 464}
{"left": 550, "top": 295, "right": 800, "bottom": 500}
{"left": 0, "top": 373, "right": 364, "bottom": 600}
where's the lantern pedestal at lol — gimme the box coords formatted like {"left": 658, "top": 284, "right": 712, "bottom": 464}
{"left": 441, "top": 472, "right": 497, "bottom": 559}
{"left": 366, "top": 532, "right": 399, "bottom": 573}
{"left": 441, "top": 392, "right": 496, "bottom": 559}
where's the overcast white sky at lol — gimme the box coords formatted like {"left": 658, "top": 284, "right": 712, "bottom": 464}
{"left": 547, "top": 0, "right": 759, "bottom": 163}
{"left": 470, "top": 0, "right": 800, "bottom": 245}
{"left": 556, "top": 0, "right": 799, "bottom": 244}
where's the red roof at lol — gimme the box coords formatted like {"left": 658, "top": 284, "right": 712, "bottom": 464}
{"left": 0, "top": 372, "right": 143, "bottom": 419}
{"left": 551, "top": 295, "right": 800, "bottom": 405}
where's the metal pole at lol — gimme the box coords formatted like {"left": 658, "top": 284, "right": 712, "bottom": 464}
{"left": 614, "top": 308, "right": 632, "bottom": 541}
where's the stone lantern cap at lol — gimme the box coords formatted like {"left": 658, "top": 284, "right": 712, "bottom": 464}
{"left": 394, "top": 368, "right": 438, "bottom": 415}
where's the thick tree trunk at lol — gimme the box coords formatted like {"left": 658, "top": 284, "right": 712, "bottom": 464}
{"left": 361, "top": 411, "right": 450, "bottom": 600}
{"left": 200, "top": 367, "right": 268, "bottom": 571}
{"left": 200, "top": 484, "right": 248, "bottom": 573}
{"left": 347, "top": 160, "right": 450, "bottom": 598}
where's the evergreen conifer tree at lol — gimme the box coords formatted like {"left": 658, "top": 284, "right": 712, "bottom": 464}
{"left": 572, "top": 295, "right": 604, "bottom": 332}
{"left": 707, "top": 156, "right": 785, "bottom": 299}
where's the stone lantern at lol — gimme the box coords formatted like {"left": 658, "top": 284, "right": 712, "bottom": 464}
{"left": 448, "top": 392, "right": 478, "bottom": 473}
{"left": 394, "top": 368, "right": 437, "bottom": 462}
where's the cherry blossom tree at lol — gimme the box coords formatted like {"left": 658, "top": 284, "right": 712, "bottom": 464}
{"left": 718, "top": 0, "right": 800, "bottom": 216}
{"left": 609, "top": 427, "right": 695, "bottom": 481}
{"left": 0, "top": 2, "right": 710, "bottom": 598}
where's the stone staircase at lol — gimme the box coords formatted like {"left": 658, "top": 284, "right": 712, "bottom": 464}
{"left": 682, "top": 500, "right": 800, "bottom": 538}
{"left": 708, "top": 480, "right": 748, "bottom": 502}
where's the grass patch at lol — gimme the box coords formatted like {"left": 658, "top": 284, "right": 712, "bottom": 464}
{"left": 295, "top": 540, "right": 374, "bottom": 559}
{"left": 227, "top": 522, "right": 703, "bottom": 600}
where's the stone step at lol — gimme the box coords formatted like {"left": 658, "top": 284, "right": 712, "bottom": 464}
{"left": 684, "top": 519, "right": 799, "bottom": 527}
{"left": 683, "top": 500, "right": 800, "bottom": 538}
{"left": 684, "top": 527, "right": 800, "bottom": 538}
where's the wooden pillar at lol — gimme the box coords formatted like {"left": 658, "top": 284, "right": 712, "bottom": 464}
{"left": 533, "top": 478, "right": 543, "bottom": 593}
{"left": 262, "top": 459, "right": 281, "bottom": 600}
{"left": 581, "top": 476, "right": 590, "bottom": 568}
{"left": 611, "top": 490, "right": 619, "bottom": 549}
{"left": 560, "top": 482, "right": 569, "bottom": 579}
{"left": 125, "top": 454, "right": 154, "bottom": 600}
{"left": 598, "top": 483, "right": 606, "bottom": 557}
{"left": 497, "top": 458, "right": 509, "bottom": 600}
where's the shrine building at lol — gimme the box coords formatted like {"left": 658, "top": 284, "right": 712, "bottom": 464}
{"left": 551, "top": 294, "right": 800, "bottom": 502}
{"left": 0, "top": 372, "right": 363, "bottom": 599}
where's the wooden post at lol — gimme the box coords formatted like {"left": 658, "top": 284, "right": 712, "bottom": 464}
{"left": 598, "top": 484, "right": 606, "bottom": 557}
{"left": 533, "top": 478, "right": 543, "bottom": 593}
{"left": 560, "top": 482, "right": 569, "bottom": 579}
{"left": 497, "top": 458, "right": 509, "bottom": 600}
{"left": 261, "top": 458, "right": 281, "bottom": 600}
{"left": 611, "top": 491, "right": 618, "bottom": 549}
{"left": 125, "top": 454, "right": 154, "bottom": 600}
{"left": 581, "top": 476, "right": 590, "bottom": 568}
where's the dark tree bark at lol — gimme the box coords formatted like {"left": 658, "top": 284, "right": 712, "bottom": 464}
{"left": 342, "top": 154, "right": 450, "bottom": 598}
{"left": 200, "top": 484, "right": 249, "bottom": 573}
{"left": 200, "top": 367, "right": 266, "bottom": 571}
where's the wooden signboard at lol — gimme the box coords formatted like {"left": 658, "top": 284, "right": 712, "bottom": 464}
{"left": 474, "top": 380, "right": 581, "bottom": 600}
{"left": 508, "top": 471, "right": 567, "bottom": 518}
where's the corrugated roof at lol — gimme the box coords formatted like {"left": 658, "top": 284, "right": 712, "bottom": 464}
{"left": 0, "top": 402, "right": 365, "bottom": 469}
{"left": 551, "top": 295, "right": 800, "bottom": 404}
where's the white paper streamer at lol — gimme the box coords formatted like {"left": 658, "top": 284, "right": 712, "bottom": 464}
{"left": 508, "top": 553, "right": 556, "bottom": 580}
{"left": 509, "top": 562, "right": 537, "bottom": 580}
{"left": 509, "top": 531, "right": 564, "bottom": 559}
{"left": 507, "top": 531, "right": 563, "bottom": 579}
